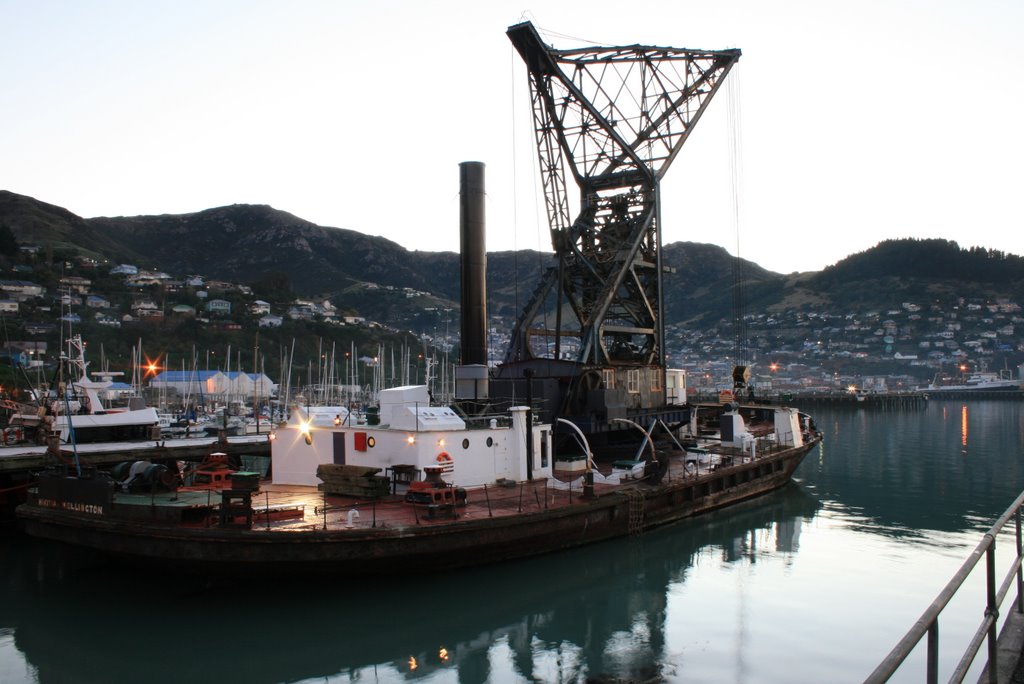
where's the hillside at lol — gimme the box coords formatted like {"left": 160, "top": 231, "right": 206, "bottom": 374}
{"left": 0, "top": 191, "right": 128, "bottom": 260}
{"left": 809, "top": 239, "right": 1024, "bottom": 308}
{"left": 0, "top": 192, "right": 750, "bottom": 325}
{"left": 2, "top": 191, "right": 1024, "bottom": 386}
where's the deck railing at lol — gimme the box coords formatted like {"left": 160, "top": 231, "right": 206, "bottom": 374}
{"left": 864, "top": 489, "right": 1024, "bottom": 683}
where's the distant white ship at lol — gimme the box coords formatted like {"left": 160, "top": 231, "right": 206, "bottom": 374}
{"left": 926, "top": 371, "right": 1021, "bottom": 393}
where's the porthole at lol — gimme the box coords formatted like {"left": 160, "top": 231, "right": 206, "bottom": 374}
{"left": 462, "top": 438, "right": 470, "bottom": 449}
{"left": 486, "top": 437, "right": 493, "bottom": 447}
{"left": 367, "top": 436, "right": 376, "bottom": 448}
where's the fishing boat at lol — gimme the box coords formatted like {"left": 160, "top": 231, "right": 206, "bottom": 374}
{"left": 18, "top": 335, "right": 161, "bottom": 445}
{"left": 16, "top": 383, "right": 820, "bottom": 573}
{"left": 201, "top": 415, "right": 246, "bottom": 437}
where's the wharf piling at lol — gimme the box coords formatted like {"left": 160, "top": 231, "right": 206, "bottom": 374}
{"left": 692, "top": 390, "right": 930, "bottom": 409}
{"left": 924, "top": 389, "right": 1024, "bottom": 401}
{"left": 786, "top": 391, "right": 929, "bottom": 409}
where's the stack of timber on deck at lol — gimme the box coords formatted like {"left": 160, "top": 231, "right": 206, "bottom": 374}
{"left": 315, "top": 464, "right": 390, "bottom": 498}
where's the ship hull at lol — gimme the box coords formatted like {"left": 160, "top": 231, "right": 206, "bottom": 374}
{"left": 17, "top": 439, "right": 818, "bottom": 575}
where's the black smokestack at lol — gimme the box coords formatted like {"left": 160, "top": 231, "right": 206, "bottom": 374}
{"left": 459, "top": 161, "right": 487, "bottom": 366}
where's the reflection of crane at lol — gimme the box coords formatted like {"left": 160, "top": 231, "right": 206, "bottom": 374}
{"left": 495, "top": 22, "right": 740, "bottom": 426}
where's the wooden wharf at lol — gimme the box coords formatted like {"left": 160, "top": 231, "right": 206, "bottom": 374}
{"left": 0, "top": 434, "right": 272, "bottom": 525}
{"left": 783, "top": 391, "right": 929, "bottom": 409}
{"left": 922, "top": 389, "right": 1024, "bottom": 401}
{"left": 694, "top": 388, "right": 1024, "bottom": 408}
{"left": 691, "top": 390, "right": 930, "bottom": 409}
{"left": 0, "top": 434, "right": 271, "bottom": 476}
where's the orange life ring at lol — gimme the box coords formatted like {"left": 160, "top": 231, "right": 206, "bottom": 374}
{"left": 436, "top": 451, "right": 452, "bottom": 463}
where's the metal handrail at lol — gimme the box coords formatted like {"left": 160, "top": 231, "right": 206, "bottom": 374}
{"left": 865, "top": 489, "right": 1024, "bottom": 683}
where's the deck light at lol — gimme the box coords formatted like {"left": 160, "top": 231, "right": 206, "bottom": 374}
{"left": 299, "top": 420, "right": 313, "bottom": 445}
{"left": 407, "top": 435, "right": 416, "bottom": 445}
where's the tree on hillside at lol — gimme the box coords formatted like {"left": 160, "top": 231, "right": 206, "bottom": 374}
{"left": 251, "top": 270, "right": 294, "bottom": 303}
{"left": 816, "top": 238, "right": 1024, "bottom": 286}
{"left": 0, "top": 223, "right": 18, "bottom": 257}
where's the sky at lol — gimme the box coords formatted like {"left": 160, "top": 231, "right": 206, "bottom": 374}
{"left": 1, "top": 0, "right": 1022, "bottom": 274}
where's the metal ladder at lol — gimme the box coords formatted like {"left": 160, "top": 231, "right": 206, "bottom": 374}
{"left": 626, "top": 489, "right": 646, "bottom": 536}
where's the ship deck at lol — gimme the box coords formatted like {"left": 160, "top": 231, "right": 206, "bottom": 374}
{"left": 107, "top": 443, "right": 795, "bottom": 533}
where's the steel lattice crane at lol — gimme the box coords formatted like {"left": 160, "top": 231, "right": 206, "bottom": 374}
{"left": 497, "top": 22, "right": 740, "bottom": 420}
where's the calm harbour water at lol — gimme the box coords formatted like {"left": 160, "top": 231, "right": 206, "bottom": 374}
{"left": 2, "top": 399, "right": 1023, "bottom": 683}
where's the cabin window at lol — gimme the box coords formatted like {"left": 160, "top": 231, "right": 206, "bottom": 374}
{"left": 649, "top": 369, "right": 662, "bottom": 392}
{"left": 540, "top": 430, "right": 549, "bottom": 467}
{"left": 602, "top": 369, "right": 616, "bottom": 389}
{"left": 486, "top": 436, "right": 493, "bottom": 447}
{"left": 462, "top": 438, "right": 470, "bottom": 449}
{"left": 367, "top": 436, "right": 376, "bottom": 448}
{"left": 627, "top": 369, "right": 640, "bottom": 394}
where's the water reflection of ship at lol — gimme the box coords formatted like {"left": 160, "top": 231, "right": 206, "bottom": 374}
{"left": 1, "top": 483, "right": 820, "bottom": 683}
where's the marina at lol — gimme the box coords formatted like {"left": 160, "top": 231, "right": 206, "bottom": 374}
{"left": 2, "top": 400, "right": 1023, "bottom": 682}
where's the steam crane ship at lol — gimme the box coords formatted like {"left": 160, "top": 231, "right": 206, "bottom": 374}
{"left": 15, "top": 22, "right": 822, "bottom": 575}
{"left": 458, "top": 22, "right": 742, "bottom": 450}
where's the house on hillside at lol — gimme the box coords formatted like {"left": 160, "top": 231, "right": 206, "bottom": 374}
{"left": 287, "top": 305, "right": 315, "bottom": 321}
{"left": 23, "top": 323, "right": 55, "bottom": 335}
{"left": 171, "top": 304, "right": 196, "bottom": 317}
{"left": 95, "top": 313, "right": 120, "bottom": 327}
{"left": 250, "top": 300, "right": 271, "bottom": 315}
{"left": 259, "top": 314, "right": 283, "bottom": 328}
{"left": 59, "top": 275, "right": 92, "bottom": 294}
{"left": 4, "top": 341, "right": 46, "bottom": 366}
{"left": 126, "top": 271, "right": 171, "bottom": 288}
{"left": 205, "top": 299, "right": 232, "bottom": 315}
{"left": 0, "top": 280, "right": 45, "bottom": 299}
{"left": 131, "top": 299, "right": 160, "bottom": 315}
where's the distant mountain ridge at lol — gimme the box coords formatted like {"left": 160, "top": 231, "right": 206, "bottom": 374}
{"left": 3, "top": 190, "right": 1023, "bottom": 328}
